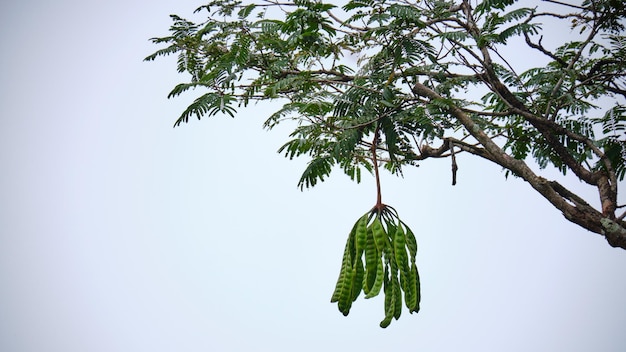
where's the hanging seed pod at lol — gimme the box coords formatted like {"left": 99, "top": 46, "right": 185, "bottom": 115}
{"left": 331, "top": 205, "right": 420, "bottom": 327}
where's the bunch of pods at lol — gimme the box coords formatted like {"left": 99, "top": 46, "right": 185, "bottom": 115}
{"left": 331, "top": 205, "right": 420, "bottom": 328}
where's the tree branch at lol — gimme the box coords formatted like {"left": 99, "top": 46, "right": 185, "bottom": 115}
{"left": 524, "top": 33, "right": 568, "bottom": 67}
{"left": 411, "top": 81, "right": 626, "bottom": 248}
{"left": 540, "top": 0, "right": 587, "bottom": 11}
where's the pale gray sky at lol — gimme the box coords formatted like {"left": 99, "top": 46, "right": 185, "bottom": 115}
{"left": 1, "top": 1, "right": 625, "bottom": 351}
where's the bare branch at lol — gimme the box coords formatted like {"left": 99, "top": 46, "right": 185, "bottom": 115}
{"left": 540, "top": 0, "right": 587, "bottom": 11}
{"left": 524, "top": 33, "right": 568, "bottom": 67}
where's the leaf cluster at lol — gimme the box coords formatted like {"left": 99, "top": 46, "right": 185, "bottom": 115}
{"left": 147, "top": 0, "right": 626, "bottom": 186}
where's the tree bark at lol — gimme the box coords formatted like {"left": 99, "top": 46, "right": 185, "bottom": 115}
{"left": 412, "top": 81, "right": 626, "bottom": 250}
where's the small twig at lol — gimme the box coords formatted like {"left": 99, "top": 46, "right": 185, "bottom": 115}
{"left": 524, "top": 33, "right": 568, "bottom": 67}
{"left": 540, "top": 0, "right": 587, "bottom": 11}
{"left": 450, "top": 139, "right": 458, "bottom": 186}
{"left": 372, "top": 125, "right": 384, "bottom": 210}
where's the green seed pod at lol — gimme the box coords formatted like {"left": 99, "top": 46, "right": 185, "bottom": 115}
{"left": 363, "top": 226, "right": 378, "bottom": 294}
{"left": 331, "top": 240, "right": 352, "bottom": 303}
{"left": 364, "top": 257, "right": 384, "bottom": 298}
{"left": 332, "top": 206, "right": 420, "bottom": 327}
{"left": 371, "top": 217, "right": 388, "bottom": 254}
{"left": 346, "top": 218, "right": 359, "bottom": 264}
{"left": 380, "top": 265, "right": 394, "bottom": 328}
{"left": 407, "top": 263, "right": 420, "bottom": 312}
{"left": 355, "top": 214, "right": 368, "bottom": 260}
{"left": 411, "top": 264, "right": 421, "bottom": 313}
{"left": 392, "top": 273, "right": 402, "bottom": 320}
{"left": 337, "top": 263, "right": 354, "bottom": 316}
{"left": 351, "top": 258, "right": 364, "bottom": 302}
{"left": 393, "top": 222, "right": 410, "bottom": 292}
{"left": 384, "top": 216, "right": 396, "bottom": 241}
{"left": 403, "top": 221, "right": 418, "bottom": 259}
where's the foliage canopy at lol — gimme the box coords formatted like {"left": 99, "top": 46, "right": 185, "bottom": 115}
{"left": 147, "top": 0, "right": 626, "bottom": 326}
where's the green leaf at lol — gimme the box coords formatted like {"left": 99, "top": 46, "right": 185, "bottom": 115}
{"left": 144, "top": 44, "right": 178, "bottom": 61}
{"left": 298, "top": 156, "right": 334, "bottom": 189}
{"left": 498, "top": 22, "right": 540, "bottom": 42}
{"left": 167, "top": 82, "right": 201, "bottom": 98}
{"left": 238, "top": 3, "right": 256, "bottom": 18}
{"left": 475, "top": 0, "right": 516, "bottom": 14}
{"left": 173, "top": 93, "right": 237, "bottom": 126}
{"left": 343, "top": 0, "right": 374, "bottom": 11}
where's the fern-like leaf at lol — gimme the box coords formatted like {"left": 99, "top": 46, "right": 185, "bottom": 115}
{"left": 298, "top": 156, "right": 334, "bottom": 189}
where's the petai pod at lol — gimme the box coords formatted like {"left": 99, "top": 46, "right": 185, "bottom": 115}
{"left": 363, "top": 225, "right": 379, "bottom": 295}
{"left": 371, "top": 217, "right": 389, "bottom": 254}
{"left": 354, "top": 214, "right": 368, "bottom": 261}
{"left": 331, "top": 205, "right": 421, "bottom": 327}
{"left": 350, "top": 258, "right": 365, "bottom": 302}
{"left": 407, "top": 263, "right": 420, "bottom": 313}
{"left": 331, "top": 223, "right": 357, "bottom": 316}
{"left": 336, "top": 256, "right": 354, "bottom": 315}
{"left": 380, "top": 262, "right": 394, "bottom": 328}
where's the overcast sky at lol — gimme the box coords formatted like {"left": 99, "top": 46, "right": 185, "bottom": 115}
{"left": 1, "top": 1, "right": 625, "bottom": 351}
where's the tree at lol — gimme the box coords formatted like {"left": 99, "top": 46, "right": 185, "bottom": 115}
{"left": 146, "top": 0, "right": 626, "bottom": 327}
